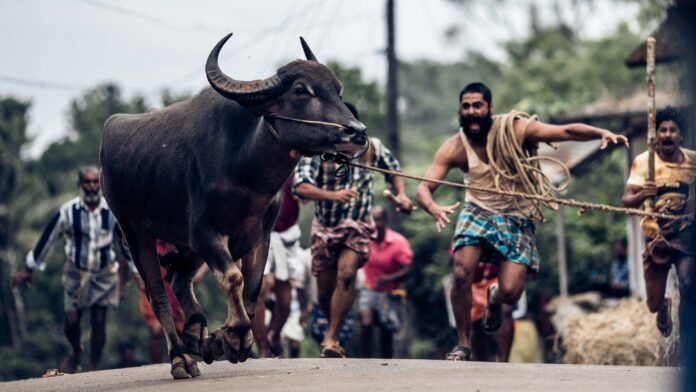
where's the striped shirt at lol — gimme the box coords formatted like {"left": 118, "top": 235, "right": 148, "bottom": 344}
{"left": 25, "top": 196, "right": 126, "bottom": 273}
{"left": 293, "top": 137, "right": 401, "bottom": 227}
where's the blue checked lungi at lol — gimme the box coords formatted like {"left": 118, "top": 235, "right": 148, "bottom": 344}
{"left": 452, "top": 202, "right": 539, "bottom": 273}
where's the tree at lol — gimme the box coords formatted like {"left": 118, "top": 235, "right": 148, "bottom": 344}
{"left": 0, "top": 97, "right": 45, "bottom": 352}
{"left": 36, "top": 83, "right": 147, "bottom": 195}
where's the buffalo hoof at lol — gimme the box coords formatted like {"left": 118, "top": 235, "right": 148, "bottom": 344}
{"left": 200, "top": 327, "right": 253, "bottom": 364}
{"left": 170, "top": 353, "right": 201, "bottom": 379}
{"left": 183, "top": 314, "right": 209, "bottom": 355}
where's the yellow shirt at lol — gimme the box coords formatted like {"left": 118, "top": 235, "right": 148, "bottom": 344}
{"left": 627, "top": 148, "right": 696, "bottom": 215}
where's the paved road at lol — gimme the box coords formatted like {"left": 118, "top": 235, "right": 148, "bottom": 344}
{"left": 1, "top": 358, "right": 679, "bottom": 392}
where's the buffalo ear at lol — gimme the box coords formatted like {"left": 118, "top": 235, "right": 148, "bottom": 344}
{"left": 300, "top": 37, "right": 318, "bottom": 62}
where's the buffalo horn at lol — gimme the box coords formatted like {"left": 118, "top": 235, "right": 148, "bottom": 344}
{"left": 205, "top": 33, "right": 286, "bottom": 104}
{"left": 300, "top": 37, "right": 318, "bottom": 62}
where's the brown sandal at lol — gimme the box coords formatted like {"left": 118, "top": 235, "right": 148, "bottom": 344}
{"left": 445, "top": 345, "right": 472, "bottom": 361}
{"left": 320, "top": 343, "right": 346, "bottom": 358}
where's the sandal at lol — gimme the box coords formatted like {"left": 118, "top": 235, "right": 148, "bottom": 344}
{"left": 656, "top": 297, "right": 673, "bottom": 337}
{"left": 482, "top": 283, "right": 502, "bottom": 334}
{"left": 320, "top": 343, "right": 346, "bottom": 358}
{"left": 445, "top": 345, "right": 472, "bottom": 361}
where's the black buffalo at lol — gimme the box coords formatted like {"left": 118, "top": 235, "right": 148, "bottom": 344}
{"left": 100, "top": 34, "right": 366, "bottom": 378}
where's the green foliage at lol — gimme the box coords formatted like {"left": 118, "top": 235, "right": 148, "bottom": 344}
{"left": 531, "top": 149, "right": 628, "bottom": 304}
{"left": 399, "top": 56, "right": 503, "bottom": 161}
{"left": 0, "top": 96, "right": 48, "bottom": 355}
{"left": 36, "top": 83, "right": 147, "bottom": 195}
{"left": 493, "top": 23, "right": 644, "bottom": 116}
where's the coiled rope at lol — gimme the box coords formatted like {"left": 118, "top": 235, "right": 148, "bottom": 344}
{"left": 486, "top": 111, "right": 569, "bottom": 221}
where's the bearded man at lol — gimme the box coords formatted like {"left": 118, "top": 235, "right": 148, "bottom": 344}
{"left": 415, "top": 82, "right": 628, "bottom": 360}
{"left": 621, "top": 106, "right": 695, "bottom": 337}
{"left": 12, "top": 166, "right": 133, "bottom": 373}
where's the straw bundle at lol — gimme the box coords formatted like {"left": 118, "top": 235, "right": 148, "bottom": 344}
{"left": 558, "top": 294, "right": 680, "bottom": 366}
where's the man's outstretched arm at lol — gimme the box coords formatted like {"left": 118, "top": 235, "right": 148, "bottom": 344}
{"left": 523, "top": 119, "right": 629, "bottom": 149}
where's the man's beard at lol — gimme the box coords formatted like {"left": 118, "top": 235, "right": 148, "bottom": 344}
{"left": 80, "top": 188, "right": 101, "bottom": 204}
{"left": 459, "top": 112, "right": 493, "bottom": 143}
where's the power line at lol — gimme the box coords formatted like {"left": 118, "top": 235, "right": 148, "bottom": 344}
{"left": 0, "top": 74, "right": 86, "bottom": 91}
{"left": 72, "top": 0, "right": 231, "bottom": 34}
{"left": 72, "top": 0, "right": 342, "bottom": 36}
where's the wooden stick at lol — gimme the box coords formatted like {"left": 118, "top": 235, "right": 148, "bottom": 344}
{"left": 647, "top": 36, "right": 657, "bottom": 209}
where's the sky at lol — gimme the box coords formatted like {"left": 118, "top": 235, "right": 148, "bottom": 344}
{"left": 0, "top": 0, "right": 640, "bottom": 158}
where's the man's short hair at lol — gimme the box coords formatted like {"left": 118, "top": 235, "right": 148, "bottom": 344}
{"left": 78, "top": 166, "right": 99, "bottom": 182}
{"left": 372, "top": 204, "right": 389, "bottom": 222}
{"left": 344, "top": 102, "right": 360, "bottom": 121}
{"left": 459, "top": 82, "right": 492, "bottom": 105}
{"left": 656, "top": 106, "right": 687, "bottom": 134}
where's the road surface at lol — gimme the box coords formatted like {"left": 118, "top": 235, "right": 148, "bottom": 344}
{"left": 1, "top": 358, "right": 679, "bottom": 392}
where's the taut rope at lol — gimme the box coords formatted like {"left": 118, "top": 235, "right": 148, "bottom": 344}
{"left": 322, "top": 154, "right": 687, "bottom": 221}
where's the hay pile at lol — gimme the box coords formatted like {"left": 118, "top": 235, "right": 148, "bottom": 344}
{"left": 558, "top": 294, "right": 680, "bottom": 366}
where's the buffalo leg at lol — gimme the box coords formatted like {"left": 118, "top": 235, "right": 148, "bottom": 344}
{"left": 241, "top": 235, "right": 271, "bottom": 321}
{"left": 242, "top": 236, "right": 272, "bottom": 356}
{"left": 194, "top": 229, "right": 253, "bottom": 364}
{"left": 169, "top": 249, "right": 209, "bottom": 355}
{"left": 122, "top": 226, "right": 200, "bottom": 379}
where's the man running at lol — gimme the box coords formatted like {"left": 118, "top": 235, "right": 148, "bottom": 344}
{"left": 293, "top": 102, "right": 412, "bottom": 358}
{"left": 416, "top": 82, "right": 628, "bottom": 360}
{"left": 621, "top": 106, "right": 695, "bottom": 337}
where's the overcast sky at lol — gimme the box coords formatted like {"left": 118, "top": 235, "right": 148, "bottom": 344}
{"left": 0, "top": 0, "right": 640, "bottom": 157}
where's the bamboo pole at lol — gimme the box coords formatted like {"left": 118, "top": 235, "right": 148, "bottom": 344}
{"left": 646, "top": 37, "right": 657, "bottom": 208}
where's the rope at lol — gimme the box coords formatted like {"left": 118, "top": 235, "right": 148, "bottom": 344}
{"left": 323, "top": 154, "right": 687, "bottom": 221}
{"left": 263, "top": 114, "right": 367, "bottom": 160}
{"left": 268, "top": 114, "right": 347, "bottom": 129}
{"left": 486, "top": 111, "right": 569, "bottom": 220}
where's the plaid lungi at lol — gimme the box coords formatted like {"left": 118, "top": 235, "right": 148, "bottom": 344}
{"left": 310, "top": 218, "right": 376, "bottom": 275}
{"left": 452, "top": 202, "right": 539, "bottom": 272}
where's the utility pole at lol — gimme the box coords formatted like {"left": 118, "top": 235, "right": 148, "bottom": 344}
{"left": 386, "top": 0, "right": 400, "bottom": 159}
{"left": 555, "top": 206, "right": 569, "bottom": 297}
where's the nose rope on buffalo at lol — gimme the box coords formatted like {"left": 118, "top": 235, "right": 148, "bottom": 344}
{"left": 264, "top": 114, "right": 370, "bottom": 166}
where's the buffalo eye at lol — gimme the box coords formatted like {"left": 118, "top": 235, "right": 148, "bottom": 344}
{"left": 294, "top": 86, "right": 309, "bottom": 96}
